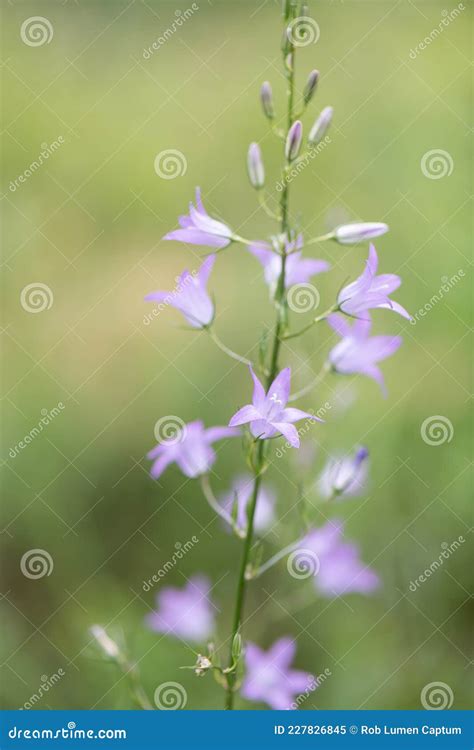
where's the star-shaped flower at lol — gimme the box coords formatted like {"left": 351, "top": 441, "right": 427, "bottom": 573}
{"left": 147, "top": 420, "right": 239, "bottom": 479}
{"left": 328, "top": 313, "right": 402, "bottom": 395}
{"left": 338, "top": 244, "right": 410, "bottom": 320}
{"left": 248, "top": 234, "right": 329, "bottom": 295}
{"left": 229, "top": 367, "right": 322, "bottom": 448}
{"left": 241, "top": 638, "right": 314, "bottom": 710}
{"left": 145, "top": 255, "right": 216, "bottom": 328}
{"left": 163, "top": 187, "right": 233, "bottom": 249}
{"left": 145, "top": 575, "right": 215, "bottom": 643}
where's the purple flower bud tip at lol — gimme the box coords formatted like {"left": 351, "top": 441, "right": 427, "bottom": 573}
{"left": 355, "top": 446, "right": 369, "bottom": 465}
{"left": 285, "top": 120, "right": 303, "bottom": 162}
{"left": 260, "top": 81, "right": 274, "bottom": 119}
{"left": 247, "top": 142, "right": 265, "bottom": 189}
{"left": 308, "top": 105, "right": 333, "bottom": 144}
{"left": 334, "top": 222, "right": 389, "bottom": 244}
{"left": 304, "top": 69, "right": 319, "bottom": 104}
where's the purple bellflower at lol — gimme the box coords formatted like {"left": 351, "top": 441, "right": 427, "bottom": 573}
{"left": 220, "top": 474, "right": 276, "bottom": 536}
{"left": 242, "top": 638, "right": 313, "bottom": 710}
{"left": 145, "top": 575, "right": 215, "bottom": 643}
{"left": 334, "top": 222, "right": 388, "bottom": 244}
{"left": 229, "top": 366, "right": 322, "bottom": 448}
{"left": 328, "top": 313, "right": 402, "bottom": 395}
{"left": 249, "top": 234, "right": 330, "bottom": 294}
{"left": 145, "top": 255, "right": 216, "bottom": 328}
{"left": 338, "top": 244, "right": 410, "bottom": 320}
{"left": 302, "top": 520, "right": 380, "bottom": 597}
{"left": 147, "top": 420, "right": 239, "bottom": 479}
{"left": 163, "top": 188, "right": 233, "bottom": 249}
{"left": 318, "top": 446, "right": 369, "bottom": 500}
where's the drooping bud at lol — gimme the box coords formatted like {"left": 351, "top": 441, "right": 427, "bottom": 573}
{"left": 260, "top": 81, "right": 274, "bottom": 120}
{"left": 90, "top": 625, "right": 121, "bottom": 660}
{"left": 247, "top": 142, "right": 265, "bottom": 189}
{"left": 303, "top": 69, "right": 319, "bottom": 105}
{"left": 308, "top": 105, "right": 333, "bottom": 144}
{"left": 285, "top": 120, "right": 303, "bottom": 162}
{"left": 334, "top": 222, "right": 389, "bottom": 244}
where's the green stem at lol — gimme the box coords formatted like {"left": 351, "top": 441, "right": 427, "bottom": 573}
{"left": 224, "top": 26, "right": 296, "bottom": 712}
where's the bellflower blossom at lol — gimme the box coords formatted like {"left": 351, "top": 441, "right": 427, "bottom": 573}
{"left": 146, "top": 575, "right": 215, "bottom": 643}
{"left": 318, "top": 447, "right": 369, "bottom": 500}
{"left": 328, "top": 313, "right": 402, "bottom": 394}
{"left": 249, "top": 235, "right": 330, "bottom": 294}
{"left": 301, "top": 520, "right": 380, "bottom": 597}
{"left": 241, "top": 638, "right": 313, "bottom": 710}
{"left": 338, "top": 244, "right": 410, "bottom": 320}
{"left": 220, "top": 474, "right": 276, "bottom": 535}
{"left": 147, "top": 420, "right": 239, "bottom": 479}
{"left": 229, "top": 366, "right": 322, "bottom": 448}
{"left": 145, "top": 255, "right": 216, "bottom": 328}
{"left": 163, "top": 188, "right": 233, "bottom": 249}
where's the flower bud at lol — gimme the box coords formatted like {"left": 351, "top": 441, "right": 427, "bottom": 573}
{"left": 303, "top": 69, "right": 319, "bottom": 105}
{"left": 334, "top": 222, "right": 389, "bottom": 244}
{"left": 260, "top": 81, "right": 274, "bottom": 120}
{"left": 285, "top": 120, "right": 303, "bottom": 162}
{"left": 247, "top": 142, "right": 265, "bottom": 189}
{"left": 90, "top": 625, "right": 121, "bottom": 659}
{"left": 308, "top": 105, "right": 333, "bottom": 144}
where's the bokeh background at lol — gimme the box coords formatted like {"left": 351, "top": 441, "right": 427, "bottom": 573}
{"left": 1, "top": 0, "right": 472, "bottom": 711}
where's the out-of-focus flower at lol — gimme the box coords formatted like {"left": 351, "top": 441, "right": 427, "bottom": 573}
{"left": 301, "top": 520, "right": 380, "bottom": 597}
{"left": 229, "top": 367, "right": 322, "bottom": 448}
{"left": 220, "top": 474, "right": 276, "bottom": 535}
{"left": 248, "top": 234, "right": 329, "bottom": 295}
{"left": 242, "top": 638, "right": 313, "bottom": 709}
{"left": 147, "top": 420, "right": 239, "bottom": 479}
{"left": 145, "top": 575, "right": 215, "bottom": 643}
{"left": 338, "top": 244, "right": 410, "bottom": 320}
{"left": 318, "top": 447, "right": 369, "bottom": 499}
{"left": 89, "top": 625, "right": 121, "bottom": 660}
{"left": 308, "top": 106, "right": 333, "bottom": 144}
{"left": 327, "top": 313, "right": 402, "bottom": 394}
{"left": 145, "top": 255, "right": 216, "bottom": 329}
{"left": 334, "top": 222, "right": 388, "bottom": 245}
{"left": 247, "top": 142, "right": 265, "bottom": 189}
{"left": 303, "top": 69, "right": 319, "bottom": 105}
{"left": 285, "top": 120, "right": 303, "bottom": 161}
{"left": 260, "top": 81, "right": 274, "bottom": 119}
{"left": 163, "top": 188, "right": 233, "bottom": 249}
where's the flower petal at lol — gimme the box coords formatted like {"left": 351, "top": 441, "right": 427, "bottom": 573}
{"left": 205, "top": 425, "right": 241, "bottom": 443}
{"left": 272, "top": 421, "right": 300, "bottom": 447}
{"left": 281, "top": 407, "right": 323, "bottom": 424}
{"left": 267, "top": 367, "right": 291, "bottom": 407}
{"left": 249, "top": 366, "right": 266, "bottom": 410}
{"left": 229, "top": 404, "right": 262, "bottom": 427}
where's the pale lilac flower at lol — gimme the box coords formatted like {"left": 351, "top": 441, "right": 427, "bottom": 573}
{"left": 334, "top": 222, "right": 388, "bottom": 244}
{"left": 328, "top": 312, "right": 402, "bottom": 394}
{"left": 242, "top": 638, "right": 313, "bottom": 709}
{"left": 220, "top": 474, "right": 276, "bottom": 535}
{"left": 146, "top": 575, "right": 215, "bottom": 643}
{"left": 285, "top": 120, "right": 303, "bottom": 161}
{"left": 163, "top": 188, "right": 233, "bottom": 249}
{"left": 260, "top": 81, "right": 274, "bottom": 119}
{"left": 229, "top": 366, "right": 322, "bottom": 448}
{"left": 302, "top": 520, "right": 380, "bottom": 597}
{"left": 145, "top": 255, "right": 216, "bottom": 328}
{"left": 338, "top": 244, "right": 410, "bottom": 320}
{"left": 318, "top": 447, "right": 369, "bottom": 500}
{"left": 247, "top": 142, "right": 265, "bottom": 189}
{"left": 308, "top": 105, "right": 333, "bottom": 144}
{"left": 147, "top": 420, "right": 239, "bottom": 479}
{"left": 303, "top": 69, "right": 319, "bottom": 105}
{"left": 248, "top": 234, "right": 329, "bottom": 294}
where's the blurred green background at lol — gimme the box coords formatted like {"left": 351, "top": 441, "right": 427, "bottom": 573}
{"left": 1, "top": 0, "right": 472, "bottom": 711}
